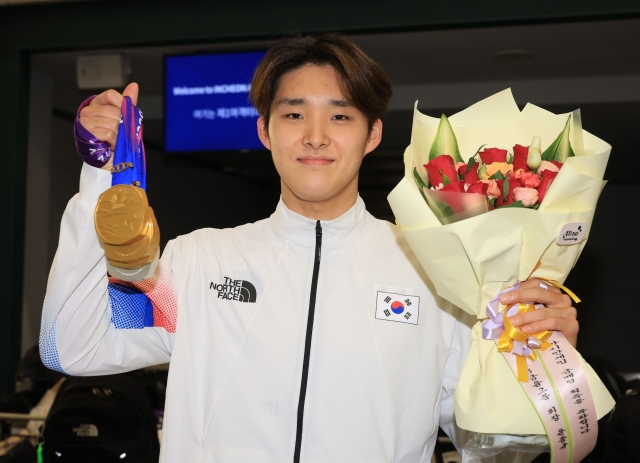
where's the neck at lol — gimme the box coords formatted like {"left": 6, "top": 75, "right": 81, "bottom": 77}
{"left": 280, "top": 180, "right": 359, "bottom": 221}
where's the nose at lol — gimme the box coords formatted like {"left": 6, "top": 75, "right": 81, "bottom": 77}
{"left": 303, "top": 119, "right": 329, "bottom": 150}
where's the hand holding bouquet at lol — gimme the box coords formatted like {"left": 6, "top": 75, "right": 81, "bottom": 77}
{"left": 388, "top": 89, "right": 615, "bottom": 462}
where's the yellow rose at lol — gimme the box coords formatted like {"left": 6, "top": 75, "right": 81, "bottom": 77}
{"left": 482, "top": 162, "right": 512, "bottom": 180}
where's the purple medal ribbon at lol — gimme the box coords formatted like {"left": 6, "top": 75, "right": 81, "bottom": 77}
{"left": 74, "top": 95, "right": 113, "bottom": 168}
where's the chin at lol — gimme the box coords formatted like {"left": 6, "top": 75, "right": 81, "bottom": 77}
{"left": 292, "top": 188, "right": 338, "bottom": 203}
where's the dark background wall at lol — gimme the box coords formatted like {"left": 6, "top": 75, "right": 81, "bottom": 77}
{"left": 1, "top": 0, "right": 639, "bottom": 396}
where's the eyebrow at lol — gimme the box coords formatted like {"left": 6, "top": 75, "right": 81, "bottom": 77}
{"left": 276, "top": 98, "right": 306, "bottom": 106}
{"left": 328, "top": 99, "right": 352, "bottom": 108}
{"left": 275, "top": 97, "right": 353, "bottom": 108}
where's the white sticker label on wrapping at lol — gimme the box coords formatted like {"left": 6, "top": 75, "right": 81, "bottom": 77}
{"left": 557, "top": 222, "right": 587, "bottom": 245}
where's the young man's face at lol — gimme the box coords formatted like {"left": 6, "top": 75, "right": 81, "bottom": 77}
{"left": 257, "top": 64, "right": 382, "bottom": 211}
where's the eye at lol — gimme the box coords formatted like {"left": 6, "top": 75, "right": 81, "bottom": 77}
{"left": 285, "top": 113, "right": 302, "bottom": 119}
{"left": 332, "top": 114, "right": 350, "bottom": 121}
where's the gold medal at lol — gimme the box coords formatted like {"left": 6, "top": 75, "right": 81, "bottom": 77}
{"left": 95, "top": 185, "right": 149, "bottom": 246}
{"left": 103, "top": 207, "right": 160, "bottom": 269}
{"left": 95, "top": 184, "right": 161, "bottom": 271}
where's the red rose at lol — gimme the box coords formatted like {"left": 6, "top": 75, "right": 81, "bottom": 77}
{"left": 457, "top": 163, "right": 467, "bottom": 176}
{"left": 538, "top": 170, "right": 559, "bottom": 204}
{"left": 424, "top": 155, "right": 458, "bottom": 187}
{"left": 513, "top": 144, "right": 530, "bottom": 172}
{"left": 494, "top": 179, "right": 506, "bottom": 206}
{"left": 440, "top": 180, "right": 465, "bottom": 193}
{"left": 463, "top": 164, "right": 480, "bottom": 184}
{"left": 479, "top": 147, "right": 508, "bottom": 164}
{"left": 495, "top": 173, "right": 523, "bottom": 206}
{"left": 550, "top": 160, "right": 563, "bottom": 170}
{"left": 466, "top": 181, "right": 488, "bottom": 195}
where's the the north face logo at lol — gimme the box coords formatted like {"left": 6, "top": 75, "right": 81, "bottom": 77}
{"left": 72, "top": 424, "right": 98, "bottom": 437}
{"left": 210, "top": 277, "right": 256, "bottom": 302}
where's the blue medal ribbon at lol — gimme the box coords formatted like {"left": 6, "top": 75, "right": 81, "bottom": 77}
{"left": 111, "top": 96, "right": 146, "bottom": 190}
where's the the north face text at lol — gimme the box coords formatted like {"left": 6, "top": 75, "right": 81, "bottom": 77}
{"left": 210, "top": 277, "right": 256, "bottom": 303}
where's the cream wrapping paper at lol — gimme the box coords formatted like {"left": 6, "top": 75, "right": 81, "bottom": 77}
{"left": 388, "top": 89, "right": 615, "bottom": 434}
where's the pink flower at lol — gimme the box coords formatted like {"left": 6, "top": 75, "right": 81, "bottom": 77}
{"left": 482, "top": 179, "right": 501, "bottom": 199}
{"left": 513, "top": 187, "right": 539, "bottom": 206}
{"left": 538, "top": 161, "right": 560, "bottom": 174}
{"left": 514, "top": 170, "right": 541, "bottom": 189}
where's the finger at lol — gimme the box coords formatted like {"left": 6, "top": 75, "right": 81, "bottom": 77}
{"left": 500, "top": 287, "right": 571, "bottom": 307}
{"left": 520, "top": 317, "right": 579, "bottom": 346}
{"left": 90, "top": 89, "right": 124, "bottom": 109}
{"left": 122, "top": 82, "right": 139, "bottom": 106}
{"left": 511, "top": 307, "right": 579, "bottom": 349}
{"left": 80, "top": 104, "right": 122, "bottom": 122}
{"left": 510, "top": 306, "right": 577, "bottom": 328}
{"left": 79, "top": 127, "right": 117, "bottom": 148}
{"left": 80, "top": 116, "right": 121, "bottom": 135}
{"left": 519, "top": 279, "right": 561, "bottom": 294}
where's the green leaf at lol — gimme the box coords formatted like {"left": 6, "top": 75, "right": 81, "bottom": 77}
{"left": 441, "top": 171, "right": 451, "bottom": 186}
{"left": 488, "top": 169, "right": 505, "bottom": 181}
{"left": 502, "top": 174, "right": 510, "bottom": 201}
{"left": 465, "top": 156, "right": 477, "bottom": 173}
{"left": 413, "top": 167, "right": 428, "bottom": 189}
{"left": 541, "top": 115, "right": 575, "bottom": 162}
{"left": 413, "top": 167, "right": 428, "bottom": 202}
{"left": 413, "top": 167, "right": 429, "bottom": 201}
{"left": 428, "top": 114, "right": 463, "bottom": 164}
{"left": 499, "top": 200, "right": 525, "bottom": 208}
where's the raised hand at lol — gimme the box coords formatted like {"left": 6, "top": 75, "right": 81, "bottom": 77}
{"left": 499, "top": 278, "right": 579, "bottom": 348}
{"left": 78, "top": 82, "right": 139, "bottom": 170}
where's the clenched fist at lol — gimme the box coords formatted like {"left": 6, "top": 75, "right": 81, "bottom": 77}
{"left": 78, "top": 82, "right": 139, "bottom": 170}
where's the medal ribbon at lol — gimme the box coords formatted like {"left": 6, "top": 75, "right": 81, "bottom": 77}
{"left": 482, "top": 283, "right": 597, "bottom": 463}
{"left": 111, "top": 96, "right": 146, "bottom": 190}
{"left": 74, "top": 95, "right": 113, "bottom": 168}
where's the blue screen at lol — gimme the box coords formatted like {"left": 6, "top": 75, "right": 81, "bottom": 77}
{"left": 165, "top": 51, "right": 267, "bottom": 152}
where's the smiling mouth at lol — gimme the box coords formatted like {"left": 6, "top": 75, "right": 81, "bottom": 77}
{"left": 297, "top": 156, "right": 334, "bottom": 166}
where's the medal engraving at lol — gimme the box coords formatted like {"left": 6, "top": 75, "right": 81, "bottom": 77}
{"left": 95, "top": 185, "right": 149, "bottom": 245}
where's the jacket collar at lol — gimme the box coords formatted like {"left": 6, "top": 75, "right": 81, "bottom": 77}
{"left": 269, "top": 196, "right": 374, "bottom": 246}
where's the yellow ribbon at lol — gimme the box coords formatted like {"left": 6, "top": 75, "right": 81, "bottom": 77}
{"left": 497, "top": 302, "right": 553, "bottom": 382}
{"left": 530, "top": 260, "right": 582, "bottom": 304}
{"left": 539, "top": 279, "right": 581, "bottom": 304}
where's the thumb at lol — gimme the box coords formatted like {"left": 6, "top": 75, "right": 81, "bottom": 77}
{"left": 123, "top": 82, "right": 139, "bottom": 106}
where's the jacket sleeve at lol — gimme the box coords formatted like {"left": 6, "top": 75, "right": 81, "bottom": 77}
{"left": 40, "top": 163, "right": 177, "bottom": 376}
{"left": 438, "top": 306, "right": 474, "bottom": 453}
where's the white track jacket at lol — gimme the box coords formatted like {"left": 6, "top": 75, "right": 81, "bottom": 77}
{"left": 41, "top": 164, "right": 474, "bottom": 463}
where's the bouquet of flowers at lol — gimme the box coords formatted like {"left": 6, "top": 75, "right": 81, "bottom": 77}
{"left": 388, "top": 89, "right": 615, "bottom": 462}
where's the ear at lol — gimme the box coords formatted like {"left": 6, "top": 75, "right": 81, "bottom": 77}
{"left": 257, "top": 116, "right": 271, "bottom": 150}
{"left": 364, "top": 118, "right": 383, "bottom": 156}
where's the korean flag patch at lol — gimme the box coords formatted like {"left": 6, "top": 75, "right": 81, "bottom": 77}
{"left": 375, "top": 291, "right": 420, "bottom": 325}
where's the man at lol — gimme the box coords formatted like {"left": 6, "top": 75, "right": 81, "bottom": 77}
{"left": 41, "top": 34, "right": 578, "bottom": 462}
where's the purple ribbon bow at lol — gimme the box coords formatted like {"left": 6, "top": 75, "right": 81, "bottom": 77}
{"left": 481, "top": 283, "right": 546, "bottom": 358}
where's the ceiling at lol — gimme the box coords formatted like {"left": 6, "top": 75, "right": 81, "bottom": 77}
{"left": 31, "top": 18, "right": 640, "bottom": 220}
{"left": 32, "top": 17, "right": 640, "bottom": 112}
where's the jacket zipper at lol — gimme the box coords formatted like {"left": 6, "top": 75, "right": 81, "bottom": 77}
{"left": 293, "top": 220, "right": 322, "bottom": 463}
